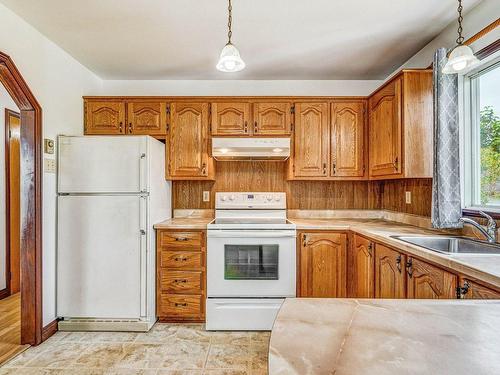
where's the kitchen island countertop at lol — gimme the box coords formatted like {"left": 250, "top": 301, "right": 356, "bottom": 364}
{"left": 269, "top": 298, "right": 500, "bottom": 375}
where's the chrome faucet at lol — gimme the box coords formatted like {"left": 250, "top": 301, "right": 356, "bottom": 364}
{"left": 459, "top": 211, "right": 497, "bottom": 243}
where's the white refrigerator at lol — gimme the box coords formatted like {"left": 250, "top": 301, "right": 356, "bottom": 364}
{"left": 56, "top": 135, "right": 171, "bottom": 332}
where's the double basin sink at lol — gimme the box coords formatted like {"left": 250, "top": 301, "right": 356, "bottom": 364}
{"left": 391, "top": 235, "right": 500, "bottom": 255}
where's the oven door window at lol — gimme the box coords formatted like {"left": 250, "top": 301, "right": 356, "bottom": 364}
{"left": 224, "top": 245, "right": 279, "bottom": 280}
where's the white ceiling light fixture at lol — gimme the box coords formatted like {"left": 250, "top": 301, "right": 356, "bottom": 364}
{"left": 442, "top": 0, "right": 479, "bottom": 74}
{"left": 216, "top": 0, "right": 245, "bottom": 73}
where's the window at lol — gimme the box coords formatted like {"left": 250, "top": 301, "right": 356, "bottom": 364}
{"left": 463, "top": 59, "right": 500, "bottom": 212}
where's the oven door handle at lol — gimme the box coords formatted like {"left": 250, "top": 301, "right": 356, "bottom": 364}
{"left": 207, "top": 230, "right": 296, "bottom": 238}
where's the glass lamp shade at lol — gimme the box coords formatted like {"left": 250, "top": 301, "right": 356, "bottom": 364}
{"left": 216, "top": 43, "right": 246, "bottom": 72}
{"left": 442, "top": 44, "right": 480, "bottom": 74}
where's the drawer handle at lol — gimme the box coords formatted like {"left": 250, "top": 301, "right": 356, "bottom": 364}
{"left": 174, "top": 257, "right": 188, "bottom": 262}
{"left": 175, "top": 302, "right": 188, "bottom": 307}
{"left": 175, "top": 237, "right": 189, "bottom": 242}
{"left": 174, "top": 279, "right": 188, "bottom": 283}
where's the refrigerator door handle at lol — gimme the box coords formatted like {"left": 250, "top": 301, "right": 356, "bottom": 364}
{"left": 139, "top": 195, "right": 148, "bottom": 318}
{"left": 139, "top": 152, "right": 147, "bottom": 193}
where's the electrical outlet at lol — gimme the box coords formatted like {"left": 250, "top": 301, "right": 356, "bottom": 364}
{"left": 405, "top": 191, "right": 412, "bottom": 204}
{"left": 44, "top": 158, "right": 56, "bottom": 174}
{"left": 203, "top": 191, "right": 210, "bottom": 202}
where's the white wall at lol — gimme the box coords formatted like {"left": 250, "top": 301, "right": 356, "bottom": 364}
{"left": 390, "top": 0, "right": 500, "bottom": 76}
{"left": 101, "top": 79, "right": 381, "bottom": 96}
{"left": 0, "top": 3, "right": 103, "bottom": 325}
{"left": 0, "top": 83, "right": 19, "bottom": 292}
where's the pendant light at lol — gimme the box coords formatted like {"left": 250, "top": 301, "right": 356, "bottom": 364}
{"left": 216, "top": 0, "right": 245, "bottom": 72}
{"left": 442, "top": 0, "right": 479, "bottom": 74}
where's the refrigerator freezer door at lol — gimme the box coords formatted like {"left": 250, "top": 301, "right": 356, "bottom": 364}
{"left": 57, "top": 195, "right": 146, "bottom": 319}
{"left": 58, "top": 136, "right": 148, "bottom": 193}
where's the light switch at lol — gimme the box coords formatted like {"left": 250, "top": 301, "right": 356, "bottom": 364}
{"left": 203, "top": 191, "right": 210, "bottom": 202}
{"left": 44, "top": 158, "right": 56, "bottom": 174}
{"left": 405, "top": 191, "right": 412, "bottom": 204}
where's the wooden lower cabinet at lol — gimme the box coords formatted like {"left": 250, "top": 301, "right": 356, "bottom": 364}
{"left": 458, "top": 277, "right": 500, "bottom": 299}
{"left": 347, "top": 234, "right": 374, "bottom": 298}
{"left": 406, "top": 257, "right": 457, "bottom": 299}
{"left": 156, "top": 229, "right": 206, "bottom": 322}
{"left": 299, "top": 232, "right": 347, "bottom": 297}
{"left": 374, "top": 244, "right": 406, "bottom": 298}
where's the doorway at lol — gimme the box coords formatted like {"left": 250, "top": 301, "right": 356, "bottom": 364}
{"left": 0, "top": 51, "right": 43, "bottom": 356}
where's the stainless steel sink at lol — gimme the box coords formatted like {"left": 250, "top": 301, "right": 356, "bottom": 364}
{"left": 391, "top": 236, "right": 500, "bottom": 255}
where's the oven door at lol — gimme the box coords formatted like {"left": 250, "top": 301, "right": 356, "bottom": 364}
{"left": 207, "top": 230, "right": 296, "bottom": 297}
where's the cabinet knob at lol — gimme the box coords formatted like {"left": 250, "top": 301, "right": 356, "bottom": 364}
{"left": 175, "top": 237, "right": 188, "bottom": 242}
{"left": 302, "top": 234, "right": 308, "bottom": 247}
{"left": 254, "top": 121, "right": 258, "bottom": 133}
{"left": 393, "top": 157, "right": 399, "bottom": 170}
{"left": 323, "top": 163, "right": 327, "bottom": 175}
{"left": 244, "top": 121, "right": 248, "bottom": 133}
{"left": 332, "top": 163, "right": 337, "bottom": 175}
{"left": 128, "top": 122, "right": 132, "bottom": 134}
{"left": 175, "top": 302, "right": 188, "bottom": 307}
{"left": 457, "top": 280, "right": 470, "bottom": 299}
{"left": 174, "top": 279, "right": 188, "bottom": 284}
{"left": 119, "top": 121, "right": 123, "bottom": 133}
{"left": 202, "top": 163, "right": 207, "bottom": 176}
{"left": 396, "top": 254, "right": 402, "bottom": 273}
{"left": 174, "top": 257, "right": 188, "bottom": 261}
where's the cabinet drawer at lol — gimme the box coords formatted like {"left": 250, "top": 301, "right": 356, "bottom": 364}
{"left": 159, "top": 294, "right": 203, "bottom": 318}
{"left": 159, "top": 231, "right": 203, "bottom": 249}
{"left": 160, "top": 251, "right": 203, "bottom": 270}
{"left": 160, "top": 270, "right": 203, "bottom": 293}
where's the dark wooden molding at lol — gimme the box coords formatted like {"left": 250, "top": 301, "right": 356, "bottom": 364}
{"left": 475, "top": 38, "right": 500, "bottom": 61}
{"left": 41, "top": 319, "right": 59, "bottom": 342}
{"left": 0, "top": 51, "right": 43, "bottom": 346}
{"left": 462, "top": 208, "right": 500, "bottom": 221}
{"left": 0, "top": 287, "right": 10, "bottom": 300}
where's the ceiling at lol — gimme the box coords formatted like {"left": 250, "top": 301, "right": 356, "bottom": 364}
{"left": 0, "top": 0, "right": 482, "bottom": 80}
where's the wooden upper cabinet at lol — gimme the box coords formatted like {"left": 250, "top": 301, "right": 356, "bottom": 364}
{"left": 167, "top": 103, "right": 213, "bottom": 180}
{"left": 253, "top": 102, "right": 292, "bottom": 136}
{"left": 293, "top": 102, "right": 329, "bottom": 178}
{"left": 369, "top": 77, "right": 402, "bottom": 178}
{"left": 374, "top": 244, "right": 406, "bottom": 298}
{"left": 331, "top": 101, "right": 366, "bottom": 178}
{"left": 85, "top": 101, "right": 125, "bottom": 135}
{"left": 368, "top": 70, "right": 433, "bottom": 179}
{"left": 127, "top": 101, "right": 167, "bottom": 135}
{"left": 458, "top": 277, "right": 500, "bottom": 299}
{"left": 348, "top": 234, "right": 374, "bottom": 298}
{"left": 211, "top": 102, "right": 251, "bottom": 136}
{"left": 299, "top": 232, "right": 347, "bottom": 298}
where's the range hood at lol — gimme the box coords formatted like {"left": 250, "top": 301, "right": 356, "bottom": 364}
{"left": 212, "top": 137, "right": 290, "bottom": 161}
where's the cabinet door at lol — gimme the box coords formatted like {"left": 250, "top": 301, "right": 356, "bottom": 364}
{"left": 406, "top": 258, "right": 457, "bottom": 299}
{"left": 459, "top": 278, "right": 500, "bottom": 299}
{"left": 347, "top": 234, "right": 374, "bottom": 298}
{"left": 299, "top": 232, "right": 347, "bottom": 297}
{"left": 369, "top": 78, "right": 402, "bottom": 177}
{"left": 293, "top": 103, "right": 329, "bottom": 178}
{"left": 168, "top": 103, "right": 210, "bottom": 178}
{"left": 127, "top": 101, "right": 167, "bottom": 135}
{"left": 85, "top": 101, "right": 125, "bottom": 135}
{"left": 211, "top": 102, "right": 251, "bottom": 136}
{"left": 374, "top": 244, "right": 406, "bottom": 298}
{"left": 253, "top": 102, "right": 291, "bottom": 136}
{"left": 331, "top": 101, "right": 366, "bottom": 177}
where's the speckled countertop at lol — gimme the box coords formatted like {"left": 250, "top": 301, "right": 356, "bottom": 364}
{"left": 153, "top": 216, "right": 500, "bottom": 289}
{"left": 269, "top": 298, "right": 500, "bottom": 375}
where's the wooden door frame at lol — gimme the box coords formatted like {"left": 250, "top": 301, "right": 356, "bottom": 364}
{"left": 0, "top": 51, "right": 43, "bottom": 346}
{"left": 2, "top": 108, "right": 21, "bottom": 301}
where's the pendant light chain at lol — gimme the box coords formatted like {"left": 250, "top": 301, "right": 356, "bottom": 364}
{"left": 456, "top": 0, "right": 464, "bottom": 45}
{"left": 227, "top": 0, "right": 233, "bottom": 44}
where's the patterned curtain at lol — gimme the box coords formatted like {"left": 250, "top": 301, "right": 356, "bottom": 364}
{"left": 431, "top": 48, "right": 462, "bottom": 229}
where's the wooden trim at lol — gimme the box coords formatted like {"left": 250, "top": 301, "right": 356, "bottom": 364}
{"left": 0, "top": 288, "right": 9, "bottom": 300}
{"left": 83, "top": 95, "right": 368, "bottom": 101}
{"left": 41, "top": 319, "right": 59, "bottom": 342}
{"left": 475, "top": 39, "right": 500, "bottom": 61}
{"left": 462, "top": 208, "right": 500, "bottom": 220}
{"left": 464, "top": 19, "right": 500, "bottom": 46}
{"left": 0, "top": 51, "right": 43, "bottom": 346}
{"left": 4, "top": 109, "right": 20, "bottom": 300}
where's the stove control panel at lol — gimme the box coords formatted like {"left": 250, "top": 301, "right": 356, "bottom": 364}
{"left": 215, "top": 192, "right": 286, "bottom": 209}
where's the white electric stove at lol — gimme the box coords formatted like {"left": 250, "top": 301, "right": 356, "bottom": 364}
{"left": 206, "top": 192, "right": 296, "bottom": 331}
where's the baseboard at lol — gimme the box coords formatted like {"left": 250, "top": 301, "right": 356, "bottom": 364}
{"left": 42, "top": 319, "right": 59, "bottom": 341}
{"left": 0, "top": 288, "right": 10, "bottom": 300}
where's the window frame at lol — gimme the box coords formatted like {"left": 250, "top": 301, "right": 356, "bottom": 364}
{"left": 461, "top": 55, "right": 500, "bottom": 216}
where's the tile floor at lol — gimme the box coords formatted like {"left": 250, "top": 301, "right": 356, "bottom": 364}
{"left": 0, "top": 324, "right": 269, "bottom": 374}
